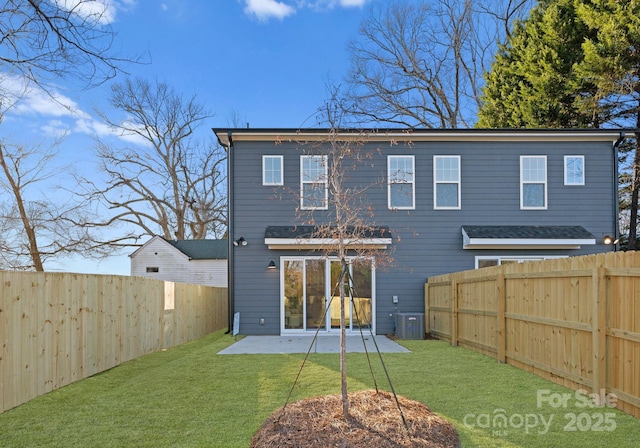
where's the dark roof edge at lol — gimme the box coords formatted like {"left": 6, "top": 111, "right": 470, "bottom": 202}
{"left": 461, "top": 225, "right": 595, "bottom": 239}
{"left": 213, "top": 127, "right": 634, "bottom": 134}
{"left": 164, "top": 238, "right": 228, "bottom": 260}
{"left": 212, "top": 127, "right": 628, "bottom": 147}
{"left": 265, "top": 225, "right": 392, "bottom": 239}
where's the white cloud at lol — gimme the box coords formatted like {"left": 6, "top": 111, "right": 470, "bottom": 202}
{"left": 56, "top": 0, "right": 138, "bottom": 25}
{"left": 116, "top": 122, "right": 151, "bottom": 146}
{"left": 241, "top": 0, "right": 369, "bottom": 21}
{"left": 41, "top": 119, "right": 71, "bottom": 138}
{"left": 243, "top": 0, "right": 296, "bottom": 21}
{"left": 337, "top": 0, "right": 368, "bottom": 6}
{"left": 15, "top": 91, "right": 84, "bottom": 118}
{"left": 1, "top": 73, "right": 148, "bottom": 146}
{"left": 55, "top": 0, "right": 118, "bottom": 25}
{"left": 74, "top": 117, "right": 112, "bottom": 138}
{"left": 309, "top": 0, "right": 369, "bottom": 8}
{"left": 301, "top": 0, "right": 369, "bottom": 9}
{"left": 74, "top": 116, "right": 150, "bottom": 147}
{"left": 0, "top": 75, "right": 84, "bottom": 118}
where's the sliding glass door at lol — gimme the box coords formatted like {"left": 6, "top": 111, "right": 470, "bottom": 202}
{"left": 305, "top": 259, "right": 325, "bottom": 330}
{"left": 282, "top": 257, "right": 374, "bottom": 333}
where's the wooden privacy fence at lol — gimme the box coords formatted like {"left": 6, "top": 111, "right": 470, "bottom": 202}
{"left": 1, "top": 271, "right": 228, "bottom": 414}
{"left": 425, "top": 251, "right": 640, "bottom": 418}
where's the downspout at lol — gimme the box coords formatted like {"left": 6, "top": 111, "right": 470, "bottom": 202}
{"left": 217, "top": 131, "right": 234, "bottom": 333}
{"left": 613, "top": 131, "right": 625, "bottom": 252}
{"left": 227, "top": 131, "right": 235, "bottom": 333}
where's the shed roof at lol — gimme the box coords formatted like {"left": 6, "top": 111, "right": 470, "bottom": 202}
{"left": 461, "top": 225, "right": 596, "bottom": 250}
{"left": 265, "top": 225, "right": 391, "bottom": 239}
{"left": 462, "top": 225, "right": 595, "bottom": 240}
{"left": 264, "top": 225, "right": 392, "bottom": 250}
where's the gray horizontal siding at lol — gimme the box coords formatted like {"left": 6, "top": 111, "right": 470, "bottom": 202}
{"left": 231, "top": 139, "right": 616, "bottom": 335}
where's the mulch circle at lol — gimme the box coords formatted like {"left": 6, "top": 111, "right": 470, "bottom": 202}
{"left": 251, "top": 389, "right": 461, "bottom": 447}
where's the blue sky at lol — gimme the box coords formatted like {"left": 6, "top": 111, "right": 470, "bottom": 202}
{"left": 2, "top": 0, "right": 376, "bottom": 275}
{"left": 119, "top": 0, "right": 372, "bottom": 128}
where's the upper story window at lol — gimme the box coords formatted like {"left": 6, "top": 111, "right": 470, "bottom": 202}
{"left": 263, "top": 155, "right": 283, "bottom": 186}
{"left": 520, "top": 155, "right": 547, "bottom": 209}
{"left": 388, "top": 155, "right": 415, "bottom": 210}
{"left": 564, "top": 155, "right": 585, "bottom": 186}
{"left": 300, "top": 155, "right": 328, "bottom": 210}
{"left": 434, "top": 155, "right": 461, "bottom": 209}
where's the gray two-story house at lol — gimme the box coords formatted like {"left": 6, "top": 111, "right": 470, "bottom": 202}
{"left": 214, "top": 128, "right": 623, "bottom": 336}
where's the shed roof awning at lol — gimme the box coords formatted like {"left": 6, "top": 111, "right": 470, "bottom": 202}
{"left": 264, "top": 225, "right": 392, "bottom": 250}
{"left": 462, "top": 225, "right": 596, "bottom": 250}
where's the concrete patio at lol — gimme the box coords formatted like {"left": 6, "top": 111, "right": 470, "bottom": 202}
{"left": 217, "top": 334, "right": 411, "bottom": 355}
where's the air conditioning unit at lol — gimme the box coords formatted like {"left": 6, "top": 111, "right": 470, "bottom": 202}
{"left": 395, "top": 313, "right": 425, "bottom": 340}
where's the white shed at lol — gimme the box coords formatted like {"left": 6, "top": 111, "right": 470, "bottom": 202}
{"left": 130, "top": 236, "right": 228, "bottom": 287}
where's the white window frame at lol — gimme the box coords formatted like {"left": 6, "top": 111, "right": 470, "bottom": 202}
{"left": 475, "top": 255, "right": 565, "bottom": 269}
{"left": 564, "top": 155, "right": 585, "bottom": 186}
{"left": 300, "top": 155, "right": 328, "bottom": 210}
{"left": 433, "top": 155, "right": 461, "bottom": 210}
{"left": 520, "top": 155, "right": 547, "bottom": 210}
{"left": 387, "top": 155, "right": 415, "bottom": 210}
{"left": 263, "top": 155, "right": 283, "bottom": 186}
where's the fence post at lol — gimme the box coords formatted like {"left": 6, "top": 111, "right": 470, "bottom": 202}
{"left": 424, "top": 282, "right": 430, "bottom": 334}
{"left": 497, "top": 272, "right": 506, "bottom": 363}
{"left": 592, "top": 263, "right": 607, "bottom": 395}
{"left": 451, "top": 278, "right": 458, "bottom": 347}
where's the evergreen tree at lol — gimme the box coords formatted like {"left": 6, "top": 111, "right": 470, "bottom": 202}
{"left": 477, "top": 0, "right": 597, "bottom": 128}
{"left": 573, "top": 0, "right": 640, "bottom": 249}
{"left": 479, "top": 0, "right": 640, "bottom": 250}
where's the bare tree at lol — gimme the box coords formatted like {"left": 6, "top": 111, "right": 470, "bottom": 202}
{"left": 76, "top": 78, "right": 227, "bottom": 245}
{"left": 477, "top": 0, "right": 536, "bottom": 40}
{"left": 0, "top": 0, "right": 140, "bottom": 268}
{"left": 0, "top": 0, "right": 137, "bottom": 92}
{"left": 295, "top": 100, "right": 395, "bottom": 417}
{"left": 0, "top": 140, "right": 112, "bottom": 271}
{"left": 344, "top": 0, "right": 534, "bottom": 128}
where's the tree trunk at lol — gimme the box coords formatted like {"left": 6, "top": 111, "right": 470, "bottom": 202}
{"left": 340, "top": 257, "right": 349, "bottom": 417}
{"left": 627, "top": 126, "right": 640, "bottom": 250}
{"left": 0, "top": 146, "right": 44, "bottom": 271}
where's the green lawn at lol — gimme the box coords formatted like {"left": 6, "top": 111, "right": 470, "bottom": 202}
{"left": 1, "top": 330, "right": 638, "bottom": 447}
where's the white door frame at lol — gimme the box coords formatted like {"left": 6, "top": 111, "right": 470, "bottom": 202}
{"left": 279, "top": 256, "right": 376, "bottom": 335}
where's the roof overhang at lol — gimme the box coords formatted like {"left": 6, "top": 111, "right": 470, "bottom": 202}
{"left": 264, "top": 226, "right": 392, "bottom": 250}
{"left": 265, "top": 238, "right": 392, "bottom": 250}
{"left": 462, "top": 226, "right": 596, "bottom": 250}
{"left": 214, "top": 128, "right": 623, "bottom": 147}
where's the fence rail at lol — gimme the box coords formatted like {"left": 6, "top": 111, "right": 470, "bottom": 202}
{"left": 1, "top": 271, "right": 228, "bottom": 414}
{"left": 425, "top": 251, "right": 640, "bottom": 418}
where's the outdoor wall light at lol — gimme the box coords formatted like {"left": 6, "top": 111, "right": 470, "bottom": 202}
{"left": 603, "top": 235, "right": 619, "bottom": 245}
{"left": 267, "top": 260, "right": 277, "bottom": 269}
{"left": 233, "top": 237, "right": 247, "bottom": 247}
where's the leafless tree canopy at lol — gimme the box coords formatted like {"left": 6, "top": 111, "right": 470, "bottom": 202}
{"left": 0, "top": 142, "right": 112, "bottom": 271}
{"left": 0, "top": 1, "right": 144, "bottom": 271}
{"left": 293, "top": 100, "right": 399, "bottom": 416}
{"left": 301, "top": 98, "right": 390, "bottom": 263}
{"left": 77, "top": 78, "right": 227, "bottom": 245}
{"left": 344, "top": 0, "right": 534, "bottom": 128}
{"left": 0, "top": 0, "right": 135, "bottom": 91}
